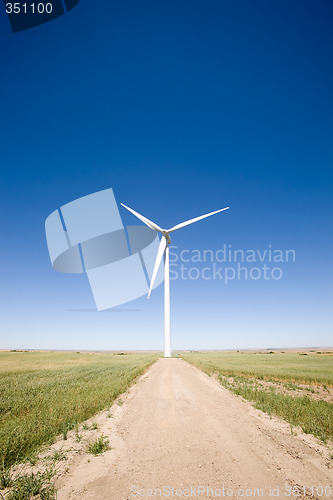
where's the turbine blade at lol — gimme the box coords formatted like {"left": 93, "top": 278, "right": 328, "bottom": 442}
{"left": 121, "top": 203, "right": 163, "bottom": 232}
{"left": 148, "top": 236, "right": 166, "bottom": 298}
{"left": 168, "top": 207, "right": 229, "bottom": 232}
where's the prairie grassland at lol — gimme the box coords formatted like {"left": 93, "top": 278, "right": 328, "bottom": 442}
{"left": 181, "top": 350, "right": 333, "bottom": 385}
{"left": 0, "top": 351, "right": 158, "bottom": 469}
{"left": 182, "top": 351, "right": 333, "bottom": 442}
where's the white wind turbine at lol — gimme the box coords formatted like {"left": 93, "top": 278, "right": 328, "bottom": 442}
{"left": 121, "top": 202, "right": 229, "bottom": 358}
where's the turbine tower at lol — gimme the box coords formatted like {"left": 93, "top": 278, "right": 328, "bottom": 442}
{"left": 121, "top": 203, "right": 229, "bottom": 358}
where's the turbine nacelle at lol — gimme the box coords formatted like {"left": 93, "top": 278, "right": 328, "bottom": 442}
{"left": 162, "top": 230, "right": 171, "bottom": 245}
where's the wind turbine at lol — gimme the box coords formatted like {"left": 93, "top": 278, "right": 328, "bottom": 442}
{"left": 121, "top": 202, "right": 229, "bottom": 358}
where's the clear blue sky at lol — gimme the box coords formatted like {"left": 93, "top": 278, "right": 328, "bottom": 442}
{"left": 1, "top": 1, "right": 332, "bottom": 350}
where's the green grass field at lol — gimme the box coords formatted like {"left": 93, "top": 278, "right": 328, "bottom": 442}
{"left": 0, "top": 351, "right": 159, "bottom": 469}
{"left": 2, "top": 349, "right": 332, "bottom": 475}
{"left": 182, "top": 351, "right": 333, "bottom": 442}
{"left": 181, "top": 350, "right": 333, "bottom": 385}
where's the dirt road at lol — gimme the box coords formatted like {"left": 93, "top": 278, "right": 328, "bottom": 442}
{"left": 56, "top": 359, "right": 332, "bottom": 499}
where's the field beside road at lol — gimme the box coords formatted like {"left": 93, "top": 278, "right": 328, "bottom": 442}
{"left": 0, "top": 351, "right": 158, "bottom": 469}
{"left": 182, "top": 350, "right": 333, "bottom": 442}
{"left": 1, "top": 351, "right": 332, "bottom": 500}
